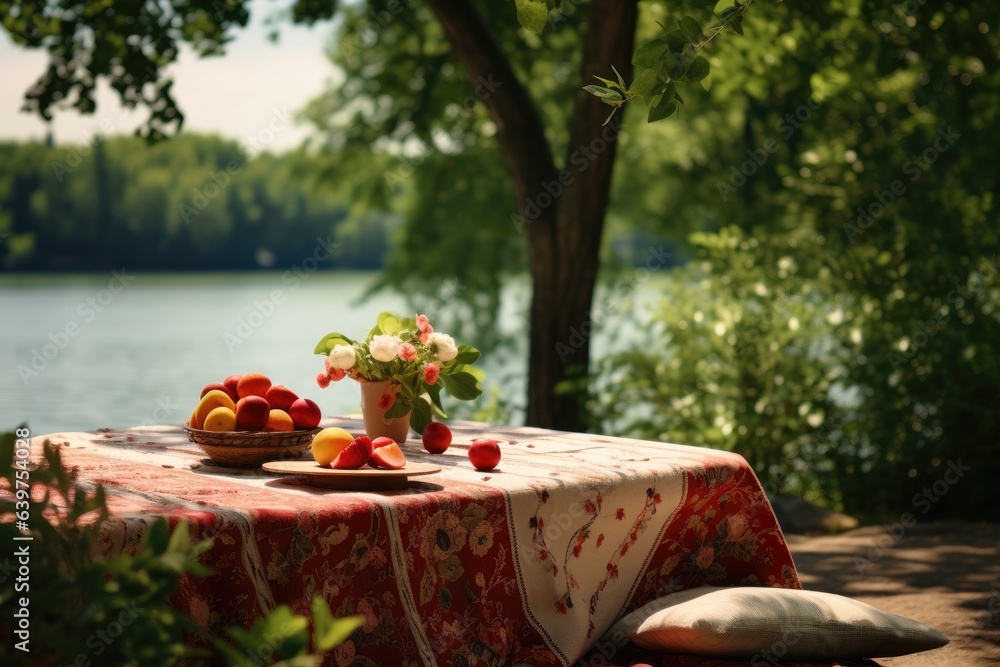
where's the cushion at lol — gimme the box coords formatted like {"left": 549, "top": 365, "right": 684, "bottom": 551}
{"left": 605, "top": 586, "right": 948, "bottom": 660}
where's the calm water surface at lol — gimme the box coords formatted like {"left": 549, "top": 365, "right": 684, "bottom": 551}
{"left": 1, "top": 271, "right": 659, "bottom": 435}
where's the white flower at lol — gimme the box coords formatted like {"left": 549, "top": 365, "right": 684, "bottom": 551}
{"left": 369, "top": 335, "right": 403, "bottom": 363}
{"left": 425, "top": 332, "right": 458, "bottom": 362}
{"left": 328, "top": 344, "right": 357, "bottom": 370}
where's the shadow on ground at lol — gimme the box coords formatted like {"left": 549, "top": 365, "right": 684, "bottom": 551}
{"left": 788, "top": 522, "right": 1000, "bottom": 667}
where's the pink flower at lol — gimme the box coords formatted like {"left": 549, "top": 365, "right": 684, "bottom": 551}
{"left": 416, "top": 313, "right": 434, "bottom": 344}
{"left": 329, "top": 367, "right": 346, "bottom": 382}
{"left": 423, "top": 362, "right": 440, "bottom": 385}
{"left": 316, "top": 371, "right": 331, "bottom": 389}
{"left": 378, "top": 389, "right": 395, "bottom": 411}
{"left": 397, "top": 342, "right": 418, "bottom": 363}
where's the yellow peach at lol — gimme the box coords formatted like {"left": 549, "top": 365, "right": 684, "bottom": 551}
{"left": 194, "top": 389, "right": 236, "bottom": 429}
{"left": 311, "top": 427, "right": 354, "bottom": 467}
{"left": 203, "top": 407, "right": 238, "bottom": 432}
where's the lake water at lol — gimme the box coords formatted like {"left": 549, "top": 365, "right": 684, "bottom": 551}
{"left": 1, "top": 272, "right": 661, "bottom": 435}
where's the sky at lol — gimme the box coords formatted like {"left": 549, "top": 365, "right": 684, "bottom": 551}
{"left": 0, "top": 1, "right": 337, "bottom": 152}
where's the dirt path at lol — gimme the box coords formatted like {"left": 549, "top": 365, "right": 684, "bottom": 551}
{"left": 787, "top": 522, "right": 1000, "bottom": 666}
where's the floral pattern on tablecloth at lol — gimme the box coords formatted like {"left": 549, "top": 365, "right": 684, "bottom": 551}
{"left": 39, "top": 422, "right": 813, "bottom": 667}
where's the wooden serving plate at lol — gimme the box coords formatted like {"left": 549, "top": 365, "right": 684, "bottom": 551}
{"left": 261, "top": 460, "right": 441, "bottom": 489}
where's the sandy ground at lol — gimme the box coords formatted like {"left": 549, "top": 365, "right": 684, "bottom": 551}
{"left": 787, "top": 522, "right": 1000, "bottom": 667}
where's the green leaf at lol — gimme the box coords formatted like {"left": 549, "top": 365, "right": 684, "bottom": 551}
{"left": 453, "top": 344, "right": 481, "bottom": 365}
{"left": 582, "top": 85, "right": 624, "bottom": 105}
{"left": 593, "top": 75, "right": 624, "bottom": 92}
{"left": 686, "top": 56, "right": 711, "bottom": 83}
{"left": 376, "top": 312, "right": 401, "bottom": 335}
{"left": 514, "top": 0, "right": 549, "bottom": 34}
{"left": 313, "top": 332, "right": 354, "bottom": 355}
{"left": 632, "top": 37, "right": 669, "bottom": 68}
{"left": 441, "top": 372, "right": 483, "bottom": 401}
{"left": 680, "top": 16, "right": 704, "bottom": 43}
{"left": 629, "top": 67, "right": 667, "bottom": 100}
{"left": 311, "top": 595, "right": 363, "bottom": 651}
{"left": 731, "top": 16, "right": 744, "bottom": 35}
{"left": 648, "top": 90, "right": 679, "bottom": 123}
{"left": 611, "top": 64, "right": 627, "bottom": 90}
{"left": 411, "top": 397, "right": 433, "bottom": 436}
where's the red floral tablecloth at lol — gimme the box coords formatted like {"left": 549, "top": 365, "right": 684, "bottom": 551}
{"left": 34, "top": 419, "right": 863, "bottom": 667}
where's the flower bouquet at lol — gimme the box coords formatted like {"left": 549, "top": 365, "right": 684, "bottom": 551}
{"left": 313, "top": 312, "right": 484, "bottom": 438}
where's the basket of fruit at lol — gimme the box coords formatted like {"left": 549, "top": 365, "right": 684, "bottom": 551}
{"left": 186, "top": 373, "right": 324, "bottom": 467}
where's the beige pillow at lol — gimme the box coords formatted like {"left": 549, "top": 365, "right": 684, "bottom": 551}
{"left": 606, "top": 586, "right": 948, "bottom": 660}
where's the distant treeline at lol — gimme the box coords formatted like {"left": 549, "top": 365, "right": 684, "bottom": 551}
{"left": 0, "top": 135, "right": 392, "bottom": 271}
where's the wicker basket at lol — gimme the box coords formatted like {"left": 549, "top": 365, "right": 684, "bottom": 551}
{"left": 183, "top": 422, "right": 319, "bottom": 467}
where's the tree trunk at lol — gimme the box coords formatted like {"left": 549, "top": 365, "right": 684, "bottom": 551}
{"left": 424, "top": 0, "right": 638, "bottom": 431}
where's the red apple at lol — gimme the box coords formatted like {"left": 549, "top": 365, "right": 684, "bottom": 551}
{"left": 422, "top": 422, "right": 452, "bottom": 454}
{"left": 369, "top": 442, "right": 406, "bottom": 470}
{"left": 331, "top": 436, "right": 374, "bottom": 469}
{"left": 265, "top": 384, "right": 299, "bottom": 411}
{"left": 469, "top": 439, "right": 501, "bottom": 472}
{"left": 288, "top": 398, "right": 322, "bottom": 430}
{"left": 235, "top": 396, "right": 270, "bottom": 431}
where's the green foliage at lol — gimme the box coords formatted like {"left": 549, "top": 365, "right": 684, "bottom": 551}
{"left": 592, "top": 0, "right": 1000, "bottom": 520}
{"left": 0, "top": 428, "right": 362, "bottom": 666}
{"left": 583, "top": 0, "right": 753, "bottom": 123}
{"left": 0, "top": 135, "right": 391, "bottom": 271}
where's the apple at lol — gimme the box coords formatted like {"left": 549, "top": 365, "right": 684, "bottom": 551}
{"left": 468, "top": 439, "right": 501, "bottom": 472}
{"left": 422, "top": 422, "right": 452, "bottom": 454}
{"left": 289, "top": 398, "right": 322, "bottom": 430}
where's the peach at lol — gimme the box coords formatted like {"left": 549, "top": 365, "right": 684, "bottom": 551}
{"left": 311, "top": 427, "right": 354, "bottom": 467}
{"left": 203, "top": 406, "right": 237, "bottom": 432}
{"left": 201, "top": 382, "right": 237, "bottom": 402}
{"left": 369, "top": 441, "right": 406, "bottom": 470}
{"left": 469, "top": 439, "right": 501, "bottom": 472}
{"left": 194, "top": 390, "right": 237, "bottom": 430}
{"left": 235, "top": 396, "right": 270, "bottom": 430}
{"left": 265, "top": 385, "right": 299, "bottom": 411}
{"left": 264, "top": 409, "right": 295, "bottom": 432}
{"left": 331, "top": 435, "right": 373, "bottom": 470}
{"left": 237, "top": 372, "right": 271, "bottom": 399}
{"left": 189, "top": 409, "right": 202, "bottom": 430}
{"left": 289, "top": 398, "right": 322, "bottom": 430}
{"left": 223, "top": 374, "right": 242, "bottom": 399}
{"left": 422, "top": 422, "right": 452, "bottom": 454}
